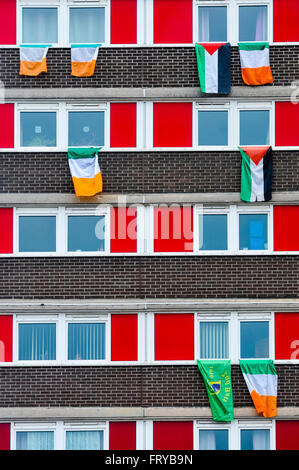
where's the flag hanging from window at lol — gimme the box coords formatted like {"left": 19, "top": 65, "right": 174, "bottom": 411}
{"left": 239, "top": 146, "right": 272, "bottom": 202}
{"left": 238, "top": 42, "right": 274, "bottom": 85}
{"left": 195, "top": 43, "right": 231, "bottom": 94}
{"left": 71, "top": 45, "right": 101, "bottom": 77}
{"left": 197, "top": 360, "right": 234, "bottom": 422}
{"left": 20, "top": 46, "right": 50, "bottom": 76}
{"left": 68, "top": 148, "right": 102, "bottom": 197}
{"left": 239, "top": 360, "right": 277, "bottom": 418}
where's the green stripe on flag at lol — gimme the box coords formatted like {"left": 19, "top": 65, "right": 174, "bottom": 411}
{"left": 239, "top": 360, "right": 277, "bottom": 376}
{"left": 68, "top": 148, "right": 101, "bottom": 159}
{"left": 238, "top": 42, "right": 269, "bottom": 51}
{"left": 195, "top": 43, "right": 206, "bottom": 93}
{"left": 239, "top": 147, "right": 252, "bottom": 202}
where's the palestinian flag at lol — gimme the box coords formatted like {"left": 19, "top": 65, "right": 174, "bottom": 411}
{"left": 71, "top": 44, "right": 101, "bottom": 77}
{"left": 68, "top": 148, "right": 102, "bottom": 197}
{"left": 238, "top": 43, "right": 274, "bottom": 86}
{"left": 239, "top": 360, "right": 277, "bottom": 418}
{"left": 195, "top": 43, "right": 231, "bottom": 94}
{"left": 20, "top": 45, "right": 50, "bottom": 76}
{"left": 239, "top": 146, "right": 272, "bottom": 202}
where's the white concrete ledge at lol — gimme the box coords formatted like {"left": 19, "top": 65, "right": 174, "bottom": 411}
{"left": 1, "top": 192, "right": 299, "bottom": 206}
{"left": 0, "top": 406, "right": 298, "bottom": 420}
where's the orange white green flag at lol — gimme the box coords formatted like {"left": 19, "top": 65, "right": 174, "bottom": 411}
{"left": 68, "top": 148, "right": 102, "bottom": 197}
{"left": 71, "top": 44, "right": 101, "bottom": 77}
{"left": 239, "top": 360, "right": 277, "bottom": 418}
{"left": 20, "top": 45, "right": 50, "bottom": 76}
{"left": 238, "top": 43, "right": 274, "bottom": 85}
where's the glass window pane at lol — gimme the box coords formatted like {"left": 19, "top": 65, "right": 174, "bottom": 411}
{"left": 241, "top": 429, "right": 270, "bottom": 450}
{"left": 19, "top": 216, "right": 56, "bottom": 253}
{"left": 16, "top": 431, "right": 54, "bottom": 450}
{"left": 198, "top": 6, "right": 227, "bottom": 42}
{"left": 68, "top": 216, "right": 105, "bottom": 252}
{"left": 239, "top": 214, "right": 268, "bottom": 251}
{"left": 199, "top": 214, "right": 227, "bottom": 251}
{"left": 68, "top": 112, "right": 105, "bottom": 147}
{"left": 240, "top": 321, "right": 269, "bottom": 358}
{"left": 22, "top": 8, "right": 58, "bottom": 44}
{"left": 239, "top": 6, "right": 268, "bottom": 42}
{"left": 19, "top": 323, "right": 56, "bottom": 361}
{"left": 20, "top": 112, "right": 57, "bottom": 147}
{"left": 69, "top": 8, "right": 105, "bottom": 44}
{"left": 198, "top": 111, "right": 228, "bottom": 146}
{"left": 200, "top": 322, "right": 229, "bottom": 359}
{"left": 240, "top": 110, "right": 269, "bottom": 146}
{"left": 68, "top": 323, "right": 106, "bottom": 360}
{"left": 66, "top": 430, "right": 104, "bottom": 450}
{"left": 198, "top": 430, "right": 229, "bottom": 450}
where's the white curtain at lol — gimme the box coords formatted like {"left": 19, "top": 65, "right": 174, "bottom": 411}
{"left": 66, "top": 431, "right": 103, "bottom": 450}
{"left": 252, "top": 430, "right": 270, "bottom": 450}
{"left": 198, "top": 431, "right": 216, "bottom": 450}
{"left": 255, "top": 8, "right": 267, "bottom": 41}
{"left": 16, "top": 432, "right": 54, "bottom": 450}
{"left": 198, "top": 8, "right": 210, "bottom": 42}
{"left": 68, "top": 323, "right": 106, "bottom": 360}
{"left": 69, "top": 8, "right": 105, "bottom": 44}
{"left": 200, "top": 322, "right": 229, "bottom": 359}
{"left": 22, "top": 8, "right": 58, "bottom": 44}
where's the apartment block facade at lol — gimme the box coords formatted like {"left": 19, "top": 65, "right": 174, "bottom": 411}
{"left": 0, "top": 0, "right": 299, "bottom": 450}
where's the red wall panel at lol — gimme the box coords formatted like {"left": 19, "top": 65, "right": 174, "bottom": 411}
{"left": 153, "top": 102, "right": 193, "bottom": 148}
{"left": 0, "top": 104, "right": 14, "bottom": 149}
{"left": 273, "top": 0, "right": 299, "bottom": 42}
{"left": 111, "top": 314, "right": 138, "bottom": 361}
{"left": 275, "top": 102, "right": 299, "bottom": 146}
{"left": 153, "top": 0, "right": 193, "bottom": 44}
{"left": 154, "top": 206, "right": 193, "bottom": 253}
{"left": 275, "top": 313, "right": 299, "bottom": 360}
{"left": 276, "top": 421, "right": 299, "bottom": 450}
{"left": 0, "top": 316, "right": 13, "bottom": 363}
{"left": 109, "top": 422, "right": 136, "bottom": 450}
{"left": 153, "top": 422, "right": 193, "bottom": 450}
{"left": 110, "top": 207, "right": 137, "bottom": 253}
{"left": 110, "top": 103, "right": 137, "bottom": 148}
{"left": 155, "top": 314, "right": 194, "bottom": 360}
{"left": 273, "top": 206, "right": 299, "bottom": 251}
{"left": 111, "top": 0, "right": 137, "bottom": 44}
{"left": 0, "top": 209, "right": 13, "bottom": 254}
{"left": 0, "top": 424, "right": 10, "bottom": 450}
{"left": 0, "top": 0, "right": 16, "bottom": 45}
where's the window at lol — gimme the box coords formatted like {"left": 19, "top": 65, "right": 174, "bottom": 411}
{"left": 239, "top": 110, "right": 269, "bottom": 146}
{"left": 20, "top": 112, "right": 57, "bottom": 148}
{"left": 198, "top": 214, "right": 228, "bottom": 251}
{"left": 18, "top": 215, "right": 56, "bottom": 253}
{"left": 240, "top": 429, "right": 270, "bottom": 450}
{"left": 240, "top": 321, "right": 269, "bottom": 358}
{"left": 18, "top": 323, "right": 56, "bottom": 361}
{"left": 69, "top": 8, "right": 105, "bottom": 44}
{"left": 239, "top": 213, "right": 268, "bottom": 251}
{"left": 199, "top": 321, "right": 229, "bottom": 359}
{"left": 68, "top": 323, "right": 106, "bottom": 361}
{"left": 198, "top": 111, "right": 228, "bottom": 147}
{"left": 68, "top": 111, "right": 105, "bottom": 148}
{"left": 198, "top": 6, "right": 227, "bottom": 42}
{"left": 16, "top": 431, "right": 54, "bottom": 450}
{"left": 22, "top": 7, "right": 58, "bottom": 44}
{"left": 239, "top": 5, "right": 268, "bottom": 42}
{"left": 66, "top": 430, "right": 104, "bottom": 450}
{"left": 67, "top": 215, "right": 106, "bottom": 253}
{"left": 198, "top": 429, "right": 229, "bottom": 450}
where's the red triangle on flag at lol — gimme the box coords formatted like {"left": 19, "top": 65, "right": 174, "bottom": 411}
{"left": 240, "top": 146, "right": 271, "bottom": 166}
{"left": 198, "top": 43, "right": 225, "bottom": 55}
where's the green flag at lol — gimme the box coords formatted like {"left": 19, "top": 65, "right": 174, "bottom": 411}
{"left": 197, "top": 360, "right": 234, "bottom": 422}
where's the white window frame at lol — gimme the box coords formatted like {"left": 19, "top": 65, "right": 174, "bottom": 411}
{"left": 194, "top": 1, "right": 230, "bottom": 45}
{"left": 66, "top": 103, "right": 109, "bottom": 150}
{"left": 62, "top": 421, "right": 108, "bottom": 450}
{"left": 237, "top": 419, "right": 275, "bottom": 450}
{"left": 194, "top": 206, "right": 231, "bottom": 255}
{"left": 195, "top": 313, "right": 231, "bottom": 361}
{"left": 67, "top": 0, "right": 109, "bottom": 47}
{"left": 194, "top": 103, "right": 231, "bottom": 151}
{"left": 11, "top": 421, "right": 57, "bottom": 450}
{"left": 236, "top": 204, "right": 273, "bottom": 255}
{"left": 237, "top": 101, "right": 273, "bottom": 148}
{"left": 238, "top": 312, "right": 274, "bottom": 361}
{"left": 18, "top": 1, "right": 60, "bottom": 46}
{"left": 194, "top": 420, "right": 231, "bottom": 450}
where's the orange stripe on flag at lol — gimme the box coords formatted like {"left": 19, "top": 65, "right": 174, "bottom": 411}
{"left": 241, "top": 66, "right": 274, "bottom": 86}
{"left": 71, "top": 60, "right": 97, "bottom": 77}
{"left": 250, "top": 390, "right": 277, "bottom": 418}
{"left": 72, "top": 173, "right": 103, "bottom": 197}
{"left": 20, "top": 58, "right": 47, "bottom": 76}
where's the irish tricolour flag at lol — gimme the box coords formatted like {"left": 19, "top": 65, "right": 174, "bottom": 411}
{"left": 71, "top": 45, "right": 101, "bottom": 77}
{"left": 239, "top": 360, "right": 277, "bottom": 418}
{"left": 239, "top": 43, "right": 274, "bottom": 86}
{"left": 20, "top": 46, "right": 50, "bottom": 76}
{"left": 195, "top": 43, "right": 231, "bottom": 94}
{"left": 239, "top": 146, "right": 272, "bottom": 202}
{"left": 68, "top": 148, "right": 103, "bottom": 197}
